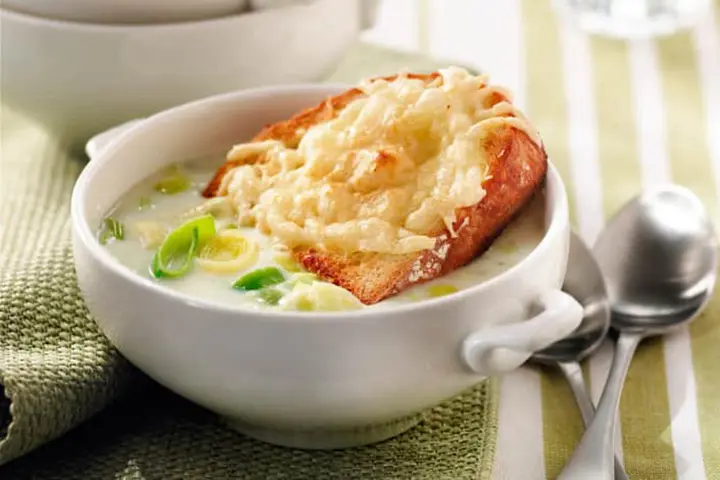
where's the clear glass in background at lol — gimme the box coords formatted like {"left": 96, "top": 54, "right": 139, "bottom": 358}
{"left": 553, "top": 0, "right": 712, "bottom": 38}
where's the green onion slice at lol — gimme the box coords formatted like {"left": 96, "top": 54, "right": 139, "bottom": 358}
{"left": 99, "top": 217, "right": 125, "bottom": 245}
{"left": 150, "top": 214, "right": 216, "bottom": 278}
{"left": 232, "top": 267, "right": 285, "bottom": 291}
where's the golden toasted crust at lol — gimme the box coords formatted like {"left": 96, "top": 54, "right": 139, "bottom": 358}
{"left": 204, "top": 73, "right": 548, "bottom": 304}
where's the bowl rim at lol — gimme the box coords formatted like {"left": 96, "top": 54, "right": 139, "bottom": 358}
{"left": 0, "top": 0, "right": 325, "bottom": 31}
{"left": 71, "top": 83, "right": 570, "bottom": 321}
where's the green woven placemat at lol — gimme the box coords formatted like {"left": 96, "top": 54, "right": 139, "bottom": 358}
{"left": 0, "top": 42, "right": 496, "bottom": 479}
{"left": 2, "top": 380, "right": 497, "bottom": 480}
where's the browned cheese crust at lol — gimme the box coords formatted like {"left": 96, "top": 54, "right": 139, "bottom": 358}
{"left": 203, "top": 73, "right": 548, "bottom": 304}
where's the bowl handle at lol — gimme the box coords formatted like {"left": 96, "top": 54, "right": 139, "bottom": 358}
{"left": 85, "top": 119, "right": 145, "bottom": 160}
{"left": 461, "top": 290, "right": 583, "bottom": 375}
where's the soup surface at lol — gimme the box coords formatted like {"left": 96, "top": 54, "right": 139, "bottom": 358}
{"left": 101, "top": 158, "right": 546, "bottom": 312}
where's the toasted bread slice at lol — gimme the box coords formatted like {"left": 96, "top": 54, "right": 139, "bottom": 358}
{"left": 204, "top": 72, "right": 548, "bottom": 304}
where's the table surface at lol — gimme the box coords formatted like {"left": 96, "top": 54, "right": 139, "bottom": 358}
{"left": 361, "top": 1, "right": 720, "bottom": 479}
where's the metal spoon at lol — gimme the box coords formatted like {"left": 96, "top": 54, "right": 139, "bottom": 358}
{"left": 558, "top": 185, "right": 718, "bottom": 479}
{"left": 530, "top": 232, "right": 628, "bottom": 480}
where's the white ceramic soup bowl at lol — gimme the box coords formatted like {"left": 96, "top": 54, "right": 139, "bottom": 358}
{"left": 0, "top": 0, "right": 375, "bottom": 149}
{"left": 71, "top": 84, "right": 583, "bottom": 449}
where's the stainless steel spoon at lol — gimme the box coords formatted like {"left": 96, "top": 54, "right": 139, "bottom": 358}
{"left": 530, "top": 232, "right": 628, "bottom": 480}
{"left": 558, "top": 185, "right": 718, "bottom": 479}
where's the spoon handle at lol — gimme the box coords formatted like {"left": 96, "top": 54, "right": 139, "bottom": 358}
{"left": 557, "top": 361, "right": 630, "bottom": 480}
{"left": 557, "top": 332, "right": 642, "bottom": 480}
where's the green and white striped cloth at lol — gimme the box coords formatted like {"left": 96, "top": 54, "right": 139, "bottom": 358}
{"left": 362, "top": 0, "right": 720, "bottom": 478}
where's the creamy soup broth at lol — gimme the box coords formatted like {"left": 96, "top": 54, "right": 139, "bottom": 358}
{"left": 101, "top": 158, "right": 546, "bottom": 312}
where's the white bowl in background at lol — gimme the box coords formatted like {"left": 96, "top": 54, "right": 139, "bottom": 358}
{"left": 0, "top": 0, "right": 377, "bottom": 149}
{"left": 1, "top": 0, "right": 250, "bottom": 24}
{"left": 249, "top": 0, "right": 314, "bottom": 11}
{"left": 70, "top": 84, "right": 583, "bottom": 449}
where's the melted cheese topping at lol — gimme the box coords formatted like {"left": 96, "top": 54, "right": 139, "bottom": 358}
{"left": 220, "top": 67, "right": 539, "bottom": 255}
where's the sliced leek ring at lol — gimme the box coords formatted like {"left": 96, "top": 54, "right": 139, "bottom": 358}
{"left": 98, "top": 217, "right": 124, "bottom": 245}
{"left": 150, "top": 215, "right": 215, "bottom": 279}
{"left": 153, "top": 164, "right": 191, "bottom": 195}
{"left": 232, "top": 267, "right": 285, "bottom": 291}
{"left": 311, "top": 282, "right": 364, "bottom": 311}
{"left": 196, "top": 230, "right": 259, "bottom": 274}
{"left": 280, "top": 281, "right": 363, "bottom": 312}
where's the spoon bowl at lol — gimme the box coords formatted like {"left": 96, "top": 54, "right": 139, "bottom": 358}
{"left": 531, "top": 232, "right": 611, "bottom": 365}
{"left": 594, "top": 186, "right": 717, "bottom": 332}
{"left": 558, "top": 185, "right": 717, "bottom": 479}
